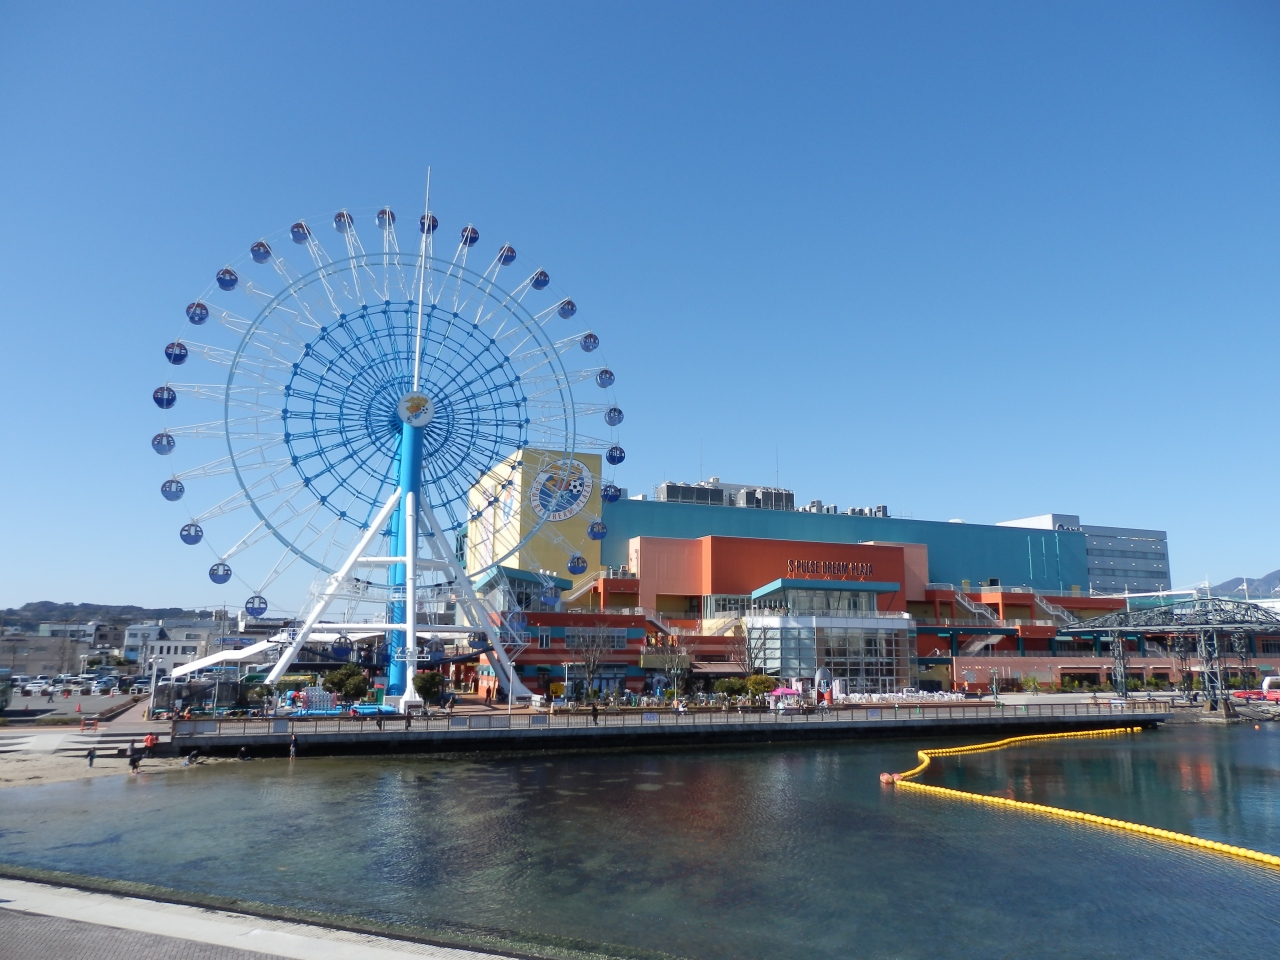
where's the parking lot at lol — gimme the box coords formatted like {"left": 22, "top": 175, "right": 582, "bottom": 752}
{"left": 6, "top": 685, "right": 140, "bottom": 719}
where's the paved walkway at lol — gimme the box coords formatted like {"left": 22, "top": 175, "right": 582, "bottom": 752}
{"left": 0, "top": 878, "right": 509, "bottom": 960}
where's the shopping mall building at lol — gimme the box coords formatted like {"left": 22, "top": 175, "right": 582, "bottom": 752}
{"left": 463, "top": 455, "right": 1186, "bottom": 697}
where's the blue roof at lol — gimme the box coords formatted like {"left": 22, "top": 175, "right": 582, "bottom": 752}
{"left": 600, "top": 499, "right": 1089, "bottom": 593}
{"left": 750, "top": 578, "right": 901, "bottom": 600}
{"left": 473, "top": 566, "right": 573, "bottom": 593}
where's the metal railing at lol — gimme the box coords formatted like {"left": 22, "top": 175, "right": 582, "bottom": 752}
{"left": 172, "top": 700, "right": 1169, "bottom": 740}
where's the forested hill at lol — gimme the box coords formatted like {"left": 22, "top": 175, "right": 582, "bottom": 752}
{"left": 1, "top": 602, "right": 214, "bottom": 631}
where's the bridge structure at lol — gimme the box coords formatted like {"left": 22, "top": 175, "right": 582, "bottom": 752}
{"left": 1062, "top": 598, "right": 1280, "bottom": 710}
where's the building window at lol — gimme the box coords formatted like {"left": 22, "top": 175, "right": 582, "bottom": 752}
{"left": 184, "top": 633, "right": 200, "bottom": 640}
{"left": 538, "top": 629, "right": 551, "bottom": 650}
{"left": 180, "top": 646, "right": 197, "bottom": 655}
{"left": 564, "top": 627, "right": 628, "bottom": 650}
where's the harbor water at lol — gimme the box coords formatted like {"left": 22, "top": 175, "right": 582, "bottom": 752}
{"left": 2, "top": 723, "right": 1278, "bottom": 959}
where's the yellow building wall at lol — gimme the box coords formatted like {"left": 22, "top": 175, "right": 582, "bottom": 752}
{"left": 466, "top": 448, "right": 604, "bottom": 585}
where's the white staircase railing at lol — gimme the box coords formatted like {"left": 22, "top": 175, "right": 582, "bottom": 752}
{"left": 953, "top": 591, "right": 1001, "bottom": 623}
{"left": 1034, "top": 591, "right": 1079, "bottom": 625}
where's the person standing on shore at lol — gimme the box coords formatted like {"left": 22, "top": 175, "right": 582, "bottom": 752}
{"left": 591, "top": 702, "right": 599, "bottom": 726}
{"left": 86, "top": 747, "right": 95, "bottom": 768}
{"left": 289, "top": 734, "right": 297, "bottom": 761}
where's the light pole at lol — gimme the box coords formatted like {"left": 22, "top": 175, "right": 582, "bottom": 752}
{"left": 147, "top": 654, "right": 159, "bottom": 719}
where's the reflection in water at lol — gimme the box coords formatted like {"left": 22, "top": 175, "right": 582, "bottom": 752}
{"left": 1, "top": 725, "right": 1279, "bottom": 960}
{"left": 922, "top": 724, "right": 1280, "bottom": 853}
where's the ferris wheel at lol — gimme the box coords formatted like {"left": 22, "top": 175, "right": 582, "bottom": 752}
{"left": 154, "top": 184, "right": 625, "bottom": 702}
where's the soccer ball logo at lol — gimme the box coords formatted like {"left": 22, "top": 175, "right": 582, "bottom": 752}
{"left": 531, "top": 459, "right": 593, "bottom": 522}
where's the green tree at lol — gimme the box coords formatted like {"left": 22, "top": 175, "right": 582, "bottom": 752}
{"left": 412, "top": 671, "right": 446, "bottom": 702}
{"left": 343, "top": 675, "right": 369, "bottom": 700}
{"left": 714, "top": 677, "right": 748, "bottom": 697}
{"left": 323, "top": 664, "right": 365, "bottom": 696}
{"left": 745, "top": 674, "right": 777, "bottom": 700}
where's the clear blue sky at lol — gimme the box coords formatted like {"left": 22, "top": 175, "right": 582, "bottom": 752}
{"left": 1, "top": 1, "right": 1277, "bottom": 609}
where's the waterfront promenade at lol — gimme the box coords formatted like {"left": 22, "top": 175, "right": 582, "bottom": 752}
{"left": 171, "top": 698, "right": 1170, "bottom": 757}
{"left": 0, "top": 876, "right": 518, "bottom": 960}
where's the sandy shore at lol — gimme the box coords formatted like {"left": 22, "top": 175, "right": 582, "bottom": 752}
{"left": 0, "top": 754, "right": 230, "bottom": 789}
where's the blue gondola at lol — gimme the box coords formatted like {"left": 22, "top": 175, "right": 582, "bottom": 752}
{"left": 209, "top": 562, "right": 232, "bottom": 584}
{"left": 540, "top": 588, "right": 560, "bottom": 606}
{"left": 377, "top": 207, "right": 396, "bottom": 229}
{"left": 165, "top": 342, "right": 188, "bottom": 365}
{"left": 186, "top": 301, "right": 208, "bottom": 325}
{"left": 291, "top": 221, "right": 311, "bottom": 244}
{"left": 180, "top": 523, "right": 203, "bottom": 545}
{"left": 601, "top": 483, "right": 621, "bottom": 503}
{"left": 604, "top": 406, "right": 624, "bottom": 426}
{"left": 245, "top": 595, "right": 269, "bottom": 617}
{"left": 250, "top": 240, "right": 272, "bottom": 263}
{"left": 588, "top": 520, "right": 608, "bottom": 541}
{"left": 461, "top": 225, "right": 479, "bottom": 246}
{"left": 216, "top": 267, "right": 238, "bottom": 291}
{"left": 558, "top": 299, "right": 577, "bottom": 319}
{"left": 420, "top": 213, "right": 438, "bottom": 234}
{"left": 580, "top": 333, "right": 599, "bottom": 352}
{"left": 151, "top": 432, "right": 175, "bottom": 455}
{"left": 531, "top": 270, "right": 550, "bottom": 290}
{"left": 161, "top": 479, "right": 184, "bottom": 501}
{"left": 606, "top": 445, "right": 625, "bottom": 465}
{"left": 153, "top": 386, "right": 176, "bottom": 409}
{"left": 595, "top": 368, "right": 614, "bottom": 388}
{"left": 567, "top": 555, "right": 588, "bottom": 575}
{"left": 334, "top": 210, "right": 353, "bottom": 233}
{"left": 507, "top": 612, "right": 527, "bottom": 632}
{"left": 499, "top": 244, "right": 517, "bottom": 265}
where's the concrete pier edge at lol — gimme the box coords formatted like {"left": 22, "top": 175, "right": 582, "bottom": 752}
{"left": 0, "top": 864, "right": 675, "bottom": 960}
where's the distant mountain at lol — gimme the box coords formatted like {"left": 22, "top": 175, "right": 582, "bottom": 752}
{"left": 0, "top": 602, "right": 216, "bottom": 632}
{"left": 1211, "top": 570, "right": 1280, "bottom": 599}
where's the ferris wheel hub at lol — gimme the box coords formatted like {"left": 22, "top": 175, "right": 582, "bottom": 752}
{"left": 397, "top": 390, "right": 435, "bottom": 428}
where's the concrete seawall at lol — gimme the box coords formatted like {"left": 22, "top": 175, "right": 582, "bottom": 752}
{"left": 171, "top": 704, "right": 1170, "bottom": 758}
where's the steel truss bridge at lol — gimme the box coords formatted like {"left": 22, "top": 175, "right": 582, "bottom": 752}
{"left": 1063, "top": 598, "right": 1280, "bottom": 710}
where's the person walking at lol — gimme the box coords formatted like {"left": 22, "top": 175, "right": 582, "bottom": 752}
{"left": 484, "top": 687, "right": 493, "bottom": 708}
{"left": 289, "top": 734, "right": 297, "bottom": 761}
{"left": 591, "top": 702, "right": 599, "bottom": 726}
{"left": 86, "top": 747, "right": 96, "bottom": 768}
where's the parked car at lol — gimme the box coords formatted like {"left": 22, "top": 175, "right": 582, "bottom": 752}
{"left": 10, "top": 674, "right": 31, "bottom": 687}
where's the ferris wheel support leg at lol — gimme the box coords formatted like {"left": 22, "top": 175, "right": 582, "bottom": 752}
{"left": 401, "top": 489, "right": 421, "bottom": 705}
{"left": 265, "top": 491, "right": 403, "bottom": 686}
{"left": 415, "top": 503, "right": 533, "bottom": 701}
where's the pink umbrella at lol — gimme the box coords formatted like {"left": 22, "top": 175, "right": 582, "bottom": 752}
{"left": 770, "top": 687, "right": 802, "bottom": 696}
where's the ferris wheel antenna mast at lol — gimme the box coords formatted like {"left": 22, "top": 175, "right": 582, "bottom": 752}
{"left": 412, "top": 168, "right": 432, "bottom": 391}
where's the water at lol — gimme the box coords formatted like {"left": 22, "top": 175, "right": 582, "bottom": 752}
{"left": 3, "top": 724, "right": 1279, "bottom": 959}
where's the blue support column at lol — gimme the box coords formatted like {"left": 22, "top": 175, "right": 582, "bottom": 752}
{"left": 386, "top": 423, "right": 423, "bottom": 697}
